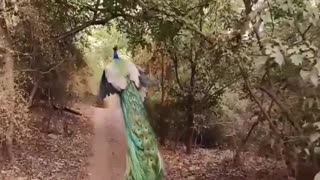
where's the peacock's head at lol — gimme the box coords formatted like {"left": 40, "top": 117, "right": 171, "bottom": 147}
{"left": 113, "top": 46, "right": 119, "bottom": 61}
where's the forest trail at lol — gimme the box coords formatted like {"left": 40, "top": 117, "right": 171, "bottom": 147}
{"left": 0, "top": 96, "right": 286, "bottom": 180}
{"left": 87, "top": 96, "right": 127, "bottom": 180}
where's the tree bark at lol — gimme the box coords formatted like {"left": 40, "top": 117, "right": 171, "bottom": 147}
{"left": 28, "top": 82, "right": 38, "bottom": 107}
{"left": 0, "top": 13, "right": 15, "bottom": 162}
{"left": 185, "top": 40, "right": 196, "bottom": 154}
{"left": 186, "top": 93, "right": 195, "bottom": 154}
{"left": 159, "top": 43, "right": 167, "bottom": 145}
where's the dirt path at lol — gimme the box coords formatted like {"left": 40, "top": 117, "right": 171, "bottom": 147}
{"left": 87, "top": 96, "right": 127, "bottom": 180}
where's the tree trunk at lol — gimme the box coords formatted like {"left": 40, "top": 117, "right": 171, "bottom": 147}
{"left": 28, "top": 82, "right": 38, "bottom": 107}
{"left": 159, "top": 43, "right": 167, "bottom": 145}
{"left": 185, "top": 40, "right": 196, "bottom": 155}
{"left": 0, "top": 14, "right": 15, "bottom": 161}
{"left": 186, "top": 94, "right": 195, "bottom": 154}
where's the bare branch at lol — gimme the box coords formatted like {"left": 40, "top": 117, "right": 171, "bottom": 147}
{"left": 167, "top": 47, "right": 184, "bottom": 91}
{"left": 237, "top": 56, "right": 280, "bottom": 137}
{"left": 204, "top": 76, "right": 242, "bottom": 100}
{"left": 234, "top": 114, "right": 261, "bottom": 164}
{"left": 55, "top": 17, "right": 117, "bottom": 41}
{"left": 28, "top": 82, "right": 38, "bottom": 108}
{"left": 52, "top": 104, "right": 82, "bottom": 116}
{"left": 12, "top": 60, "right": 66, "bottom": 74}
{"left": 302, "top": 24, "right": 313, "bottom": 38}
{"left": 259, "top": 86, "right": 302, "bottom": 133}
{"left": 0, "top": 46, "right": 31, "bottom": 56}
{"left": 294, "top": 22, "right": 312, "bottom": 40}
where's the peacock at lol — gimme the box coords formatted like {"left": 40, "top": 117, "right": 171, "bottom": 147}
{"left": 98, "top": 46, "right": 164, "bottom": 180}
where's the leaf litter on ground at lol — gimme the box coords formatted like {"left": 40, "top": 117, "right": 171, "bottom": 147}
{"left": 0, "top": 104, "right": 287, "bottom": 180}
{"left": 0, "top": 110, "right": 92, "bottom": 180}
{"left": 162, "top": 146, "right": 287, "bottom": 180}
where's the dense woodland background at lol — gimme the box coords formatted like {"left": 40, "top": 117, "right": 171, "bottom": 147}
{"left": 1, "top": 0, "right": 320, "bottom": 179}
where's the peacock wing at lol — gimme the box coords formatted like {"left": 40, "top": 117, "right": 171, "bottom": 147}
{"left": 98, "top": 69, "right": 119, "bottom": 99}
{"left": 98, "top": 62, "right": 128, "bottom": 100}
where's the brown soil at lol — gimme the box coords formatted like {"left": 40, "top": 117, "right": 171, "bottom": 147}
{"left": 88, "top": 105, "right": 127, "bottom": 180}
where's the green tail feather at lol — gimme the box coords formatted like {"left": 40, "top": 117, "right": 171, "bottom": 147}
{"left": 120, "top": 81, "right": 164, "bottom": 180}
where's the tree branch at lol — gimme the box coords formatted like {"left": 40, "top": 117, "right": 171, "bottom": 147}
{"left": 294, "top": 22, "right": 312, "bottom": 40}
{"left": 52, "top": 104, "right": 82, "bottom": 116}
{"left": 28, "top": 82, "right": 38, "bottom": 108}
{"left": 266, "top": 0, "right": 275, "bottom": 36}
{"left": 204, "top": 76, "right": 242, "bottom": 100}
{"left": 93, "top": 0, "right": 102, "bottom": 19}
{"left": 237, "top": 56, "right": 280, "bottom": 137}
{"left": 55, "top": 16, "right": 117, "bottom": 41}
{"left": 167, "top": 47, "right": 184, "bottom": 91}
{"left": 15, "top": 60, "right": 66, "bottom": 74}
{"left": 259, "top": 86, "right": 302, "bottom": 133}
{"left": 302, "top": 24, "right": 312, "bottom": 38}
{"left": 234, "top": 114, "right": 262, "bottom": 164}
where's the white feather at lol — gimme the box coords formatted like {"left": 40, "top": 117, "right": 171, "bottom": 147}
{"left": 104, "top": 62, "right": 127, "bottom": 90}
{"left": 126, "top": 60, "right": 140, "bottom": 87}
{"left": 104, "top": 59, "right": 148, "bottom": 101}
